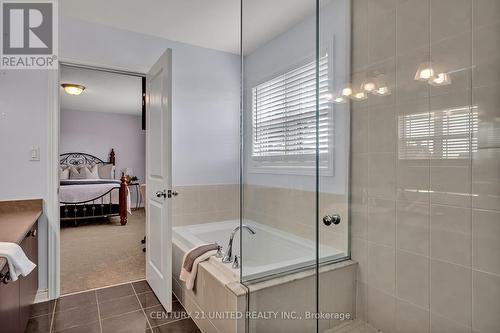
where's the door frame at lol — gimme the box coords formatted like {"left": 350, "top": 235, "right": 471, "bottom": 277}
{"left": 47, "top": 59, "right": 147, "bottom": 299}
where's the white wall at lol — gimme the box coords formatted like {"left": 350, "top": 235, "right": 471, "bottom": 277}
{"left": 0, "top": 16, "right": 240, "bottom": 291}
{"left": 0, "top": 70, "right": 50, "bottom": 292}
{"left": 242, "top": 0, "right": 350, "bottom": 194}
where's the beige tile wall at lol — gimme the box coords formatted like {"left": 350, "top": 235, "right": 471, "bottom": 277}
{"left": 172, "top": 184, "right": 239, "bottom": 227}
{"left": 351, "top": 0, "right": 500, "bottom": 332}
{"left": 243, "top": 184, "right": 349, "bottom": 254}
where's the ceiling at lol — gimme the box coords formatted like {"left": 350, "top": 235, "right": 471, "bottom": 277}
{"left": 60, "top": 0, "right": 316, "bottom": 54}
{"left": 60, "top": 66, "right": 142, "bottom": 115}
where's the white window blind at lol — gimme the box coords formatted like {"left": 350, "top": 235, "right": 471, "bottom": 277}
{"left": 399, "top": 106, "right": 478, "bottom": 159}
{"left": 251, "top": 55, "right": 332, "bottom": 169}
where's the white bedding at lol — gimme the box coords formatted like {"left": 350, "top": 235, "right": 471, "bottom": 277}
{"left": 60, "top": 180, "right": 131, "bottom": 213}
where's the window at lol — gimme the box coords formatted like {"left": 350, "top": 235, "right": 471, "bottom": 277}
{"left": 251, "top": 55, "right": 332, "bottom": 172}
{"left": 399, "top": 106, "right": 478, "bottom": 160}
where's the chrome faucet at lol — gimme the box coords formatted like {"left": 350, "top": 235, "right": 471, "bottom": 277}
{"left": 222, "top": 225, "right": 256, "bottom": 263}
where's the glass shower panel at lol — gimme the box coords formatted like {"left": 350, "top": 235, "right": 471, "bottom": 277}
{"left": 317, "top": 0, "right": 352, "bottom": 332}
{"left": 241, "top": 0, "right": 319, "bottom": 332}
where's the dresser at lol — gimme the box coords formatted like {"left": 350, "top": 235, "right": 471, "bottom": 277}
{"left": 0, "top": 199, "right": 42, "bottom": 333}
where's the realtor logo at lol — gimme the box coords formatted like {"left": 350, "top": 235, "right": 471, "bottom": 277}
{"left": 1, "top": 0, "right": 58, "bottom": 69}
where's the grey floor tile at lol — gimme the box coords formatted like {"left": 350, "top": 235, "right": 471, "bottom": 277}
{"left": 132, "top": 280, "right": 152, "bottom": 294}
{"left": 29, "top": 300, "right": 56, "bottom": 318}
{"left": 150, "top": 319, "right": 201, "bottom": 333}
{"left": 101, "top": 309, "right": 150, "bottom": 333}
{"left": 52, "top": 306, "right": 99, "bottom": 331}
{"left": 56, "top": 291, "right": 97, "bottom": 312}
{"left": 144, "top": 303, "right": 188, "bottom": 328}
{"left": 25, "top": 314, "right": 51, "bottom": 333}
{"left": 97, "top": 284, "right": 135, "bottom": 302}
{"left": 53, "top": 321, "right": 101, "bottom": 333}
{"left": 137, "top": 291, "right": 161, "bottom": 309}
{"left": 99, "top": 294, "right": 141, "bottom": 319}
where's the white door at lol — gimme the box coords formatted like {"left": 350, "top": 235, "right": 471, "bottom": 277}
{"left": 145, "top": 49, "right": 173, "bottom": 312}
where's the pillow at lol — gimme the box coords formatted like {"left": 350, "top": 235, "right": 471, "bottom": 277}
{"left": 59, "top": 166, "right": 69, "bottom": 180}
{"left": 84, "top": 164, "right": 100, "bottom": 179}
{"left": 98, "top": 164, "right": 115, "bottom": 179}
{"left": 69, "top": 166, "right": 87, "bottom": 179}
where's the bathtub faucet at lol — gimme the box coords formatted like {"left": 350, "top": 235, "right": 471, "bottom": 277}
{"left": 222, "top": 225, "right": 256, "bottom": 264}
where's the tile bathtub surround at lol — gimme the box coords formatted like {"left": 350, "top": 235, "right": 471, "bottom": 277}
{"left": 26, "top": 281, "right": 200, "bottom": 333}
{"left": 351, "top": 0, "right": 500, "bottom": 332}
{"left": 172, "top": 184, "right": 239, "bottom": 227}
{"left": 243, "top": 184, "right": 349, "bottom": 253}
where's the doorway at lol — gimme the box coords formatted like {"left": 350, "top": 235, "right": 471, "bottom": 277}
{"left": 58, "top": 64, "right": 147, "bottom": 294}
{"left": 49, "top": 49, "right": 174, "bottom": 315}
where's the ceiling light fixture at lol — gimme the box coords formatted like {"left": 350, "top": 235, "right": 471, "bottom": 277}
{"left": 61, "top": 83, "right": 86, "bottom": 95}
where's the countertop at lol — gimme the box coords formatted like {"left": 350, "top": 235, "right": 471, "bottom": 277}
{"left": 0, "top": 199, "right": 42, "bottom": 272}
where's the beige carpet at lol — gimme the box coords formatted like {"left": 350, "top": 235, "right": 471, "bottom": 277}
{"left": 61, "top": 209, "right": 146, "bottom": 295}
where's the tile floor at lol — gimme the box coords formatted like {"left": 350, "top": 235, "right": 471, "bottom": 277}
{"left": 25, "top": 280, "right": 201, "bottom": 333}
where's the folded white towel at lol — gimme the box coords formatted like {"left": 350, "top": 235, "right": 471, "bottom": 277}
{"left": 0, "top": 242, "right": 36, "bottom": 281}
{"left": 179, "top": 245, "right": 217, "bottom": 290}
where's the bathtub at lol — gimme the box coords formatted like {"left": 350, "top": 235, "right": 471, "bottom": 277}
{"left": 173, "top": 219, "right": 345, "bottom": 281}
{"left": 172, "top": 220, "right": 355, "bottom": 333}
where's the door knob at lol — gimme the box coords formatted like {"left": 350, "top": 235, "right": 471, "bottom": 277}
{"left": 156, "top": 190, "right": 167, "bottom": 198}
{"left": 168, "top": 190, "right": 179, "bottom": 198}
{"left": 323, "top": 214, "right": 341, "bottom": 226}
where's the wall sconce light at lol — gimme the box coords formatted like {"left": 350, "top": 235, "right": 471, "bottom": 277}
{"left": 361, "top": 78, "right": 376, "bottom": 93}
{"left": 351, "top": 91, "right": 368, "bottom": 101}
{"left": 372, "top": 74, "right": 391, "bottom": 96}
{"left": 341, "top": 86, "right": 353, "bottom": 97}
{"left": 414, "top": 62, "right": 437, "bottom": 82}
{"left": 429, "top": 72, "right": 451, "bottom": 86}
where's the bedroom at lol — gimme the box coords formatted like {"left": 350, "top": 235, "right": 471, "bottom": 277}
{"left": 58, "top": 64, "right": 146, "bottom": 294}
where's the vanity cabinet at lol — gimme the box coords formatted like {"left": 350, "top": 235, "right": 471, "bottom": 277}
{"left": 0, "top": 221, "right": 39, "bottom": 333}
{"left": 0, "top": 263, "right": 20, "bottom": 333}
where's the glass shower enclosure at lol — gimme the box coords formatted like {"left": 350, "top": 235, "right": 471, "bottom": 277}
{"left": 240, "top": 0, "right": 353, "bottom": 332}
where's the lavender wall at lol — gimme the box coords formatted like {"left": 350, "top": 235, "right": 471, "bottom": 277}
{"left": 60, "top": 109, "right": 145, "bottom": 204}
{"left": 0, "top": 16, "right": 239, "bottom": 292}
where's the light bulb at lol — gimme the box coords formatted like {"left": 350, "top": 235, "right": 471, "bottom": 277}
{"left": 429, "top": 72, "right": 451, "bottom": 86}
{"left": 341, "top": 87, "right": 353, "bottom": 97}
{"left": 361, "top": 78, "right": 376, "bottom": 92}
{"left": 364, "top": 82, "right": 376, "bottom": 92}
{"left": 414, "top": 62, "right": 437, "bottom": 82}
{"left": 373, "top": 86, "right": 391, "bottom": 96}
{"left": 351, "top": 91, "right": 368, "bottom": 101}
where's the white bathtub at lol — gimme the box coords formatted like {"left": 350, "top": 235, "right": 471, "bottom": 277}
{"left": 173, "top": 220, "right": 345, "bottom": 281}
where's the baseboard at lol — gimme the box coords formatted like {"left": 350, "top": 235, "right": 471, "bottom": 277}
{"left": 34, "top": 289, "right": 49, "bottom": 303}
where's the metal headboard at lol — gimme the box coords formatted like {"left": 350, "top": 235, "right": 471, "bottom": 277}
{"left": 59, "top": 149, "right": 116, "bottom": 167}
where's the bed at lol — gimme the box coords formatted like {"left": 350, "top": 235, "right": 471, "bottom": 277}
{"left": 59, "top": 149, "right": 129, "bottom": 226}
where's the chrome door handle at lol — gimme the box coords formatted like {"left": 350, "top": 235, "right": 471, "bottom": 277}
{"left": 323, "top": 214, "right": 341, "bottom": 226}
{"left": 167, "top": 190, "right": 179, "bottom": 198}
{"left": 156, "top": 190, "right": 167, "bottom": 198}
